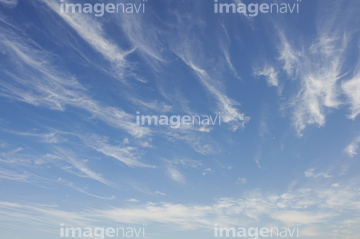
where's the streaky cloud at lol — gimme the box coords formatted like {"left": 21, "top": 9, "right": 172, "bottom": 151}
{"left": 41, "top": 0, "right": 134, "bottom": 81}
{"left": 0, "top": 30, "right": 150, "bottom": 138}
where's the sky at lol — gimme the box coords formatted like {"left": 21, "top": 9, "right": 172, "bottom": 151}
{"left": 0, "top": 0, "right": 360, "bottom": 238}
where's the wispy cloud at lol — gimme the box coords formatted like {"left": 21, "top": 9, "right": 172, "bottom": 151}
{"left": 236, "top": 177, "right": 247, "bottom": 184}
{"left": 202, "top": 168, "right": 214, "bottom": 176}
{"left": 155, "top": 191, "right": 166, "bottom": 196}
{"left": 42, "top": 0, "right": 134, "bottom": 81}
{"left": 5, "top": 129, "right": 154, "bottom": 168}
{"left": 304, "top": 168, "right": 332, "bottom": 178}
{"left": 219, "top": 24, "right": 240, "bottom": 79}
{"left": 0, "top": 28, "right": 149, "bottom": 138}
{"left": 51, "top": 148, "right": 116, "bottom": 188}
{"left": 166, "top": 163, "right": 185, "bottom": 184}
{"left": 176, "top": 60, "right": 249, "bottom": 131}
{"left": 5, "top": 130, "right": 63, "bottom": 144}
{"left": 293, "top": 39, "right": 342, "bottom": 135}
{"left": 106, "top": 6, "right": 250, "bottom": 132}
{"left": 130, "top": 98, "right": 173, "bottom": 113}
{"left": 275, "top": 31, "right": 345, "bottom": 136}
{"left": 115, "top": 11, "right": 168, "bottom": 69}
{"left": 125, "top": 199, "right": 139, "bottom": 203}
{"left": 278, "top": 33, "right": 300, "bottom": 78}
{"left": 80, "top": 134, "right": 154, "bottom": 168}
{"left": 270, "top": 211, "right": 335, "bottom": 225}
{"left": 342, "top": 74, "right": 360, "bottom": 120}
{"left": 2, "top": 181, "right": 359, "bottom": 233}
{"left": 57, "top": 178, "right": 115, "bottom": 200}
{"left": 269, "top": 0, "right": 360, "bottom": 136}
{"left": 0, "top": 167, "right": 37, "bottom": 183}
{"left": 344, "top": 135, "right": 360, "bottom": 157}
{"left": 165, "top": 130, "right": 216, "bottom": 155}
{"left": 0, "top": 0, "right": 18, "bottom": 8}
{"left": 254, "top": 65, "right": 280, "bottom": 91}
{"left": 0, "top": 201, "right": 90, "bottom": 227}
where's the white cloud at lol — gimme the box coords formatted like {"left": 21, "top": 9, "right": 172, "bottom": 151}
{"left": 51, "top": 149, "right": 116, "bottom": 188}
{"left": 342, "top": 74, "right": 360, "bottom": 119}
{"left": 57, "top": 178, "right": 115, "bottom": 200}
{"left": 0, "top": 32, "right": 150, "bottom": 138}
{"left": 193, "top": 143, "right": 214, "bottom": 155}
{"left": 180, "top": 61, "right": 250, "bottom": 131}
{"left": 42, "top": 0, "right": 133, "bottom": 80}
{"left": 278, "top": 33, "right": 300, "bottom": 77}
{"left": 6, "top": 129, "right": 153, "bottom": 169}
{"left": 236, "top": 177, "right": 247, "bottom": 184}
{"left": 1, "top": 182, "right": 360, "bottom": 234}
{"left": 155, "top": 191, "right": 166, "bottom": 196}
{"left": 202, "top": 168, "right": 214, "bottom": 176}
{"left": 93, "top": 202, "right": 212, "bottom": 230}
{"left": 116, "top": 12, "right": 167, "bottom": 68}
{"left": 0, "top": 167, "right": 36, "bottom": 183}
{"left": 254, "top": 65, "right": 280, "bottom": 89}
{"left": 0, "top": 201, "right": 89, "bottom": 227}
{"left": 268, "top": 0, "right": 360, "bottom": 137}
{"left": 165, "top": 131, "right": 216, "bottom": 155}
{"left": 6, "top": 130, "right": 63, "bottom": 144}
{"left": 167, "top": 167, "right": 185, "bottom": 184}
{"left": 254, "top": 152, "right": 262, "bottom": 169}
{"left": 219, "top": 24, "right": 239, "bottom": 78}
{"left": 166, "top": 163, "right": 185, "bottom": 184}
{"left": 304, "top": 169, "right": 332, "bottom": 178}
{"left": 130, "top": 98, "right": 173, "bottom": 113}
{"left": 344, "top": 135, "right": 360, "bottom": 157}
{"left": 0, "top": 0, "right": 18, "bottom": 8}
{"left": 173, "top": 159, "right": 201, "bottom": 168}
{"left": 125, "top": 199, "right": 139, "bottom": 203}
{"left": 277, "top": 32, "right": 345, "bottom": 136}
{"left": 259, "top": 118, "right": 270, "bottom": 138}
{"left": 271, "top": 211, "right": 334, "bottom": 225}
{"left": 81, "top": 135, "right": 154, "bottom": 168}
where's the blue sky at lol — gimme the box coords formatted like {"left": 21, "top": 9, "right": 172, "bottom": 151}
{"left": 0, "top": 0, "right": 360, "bottom": 238}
